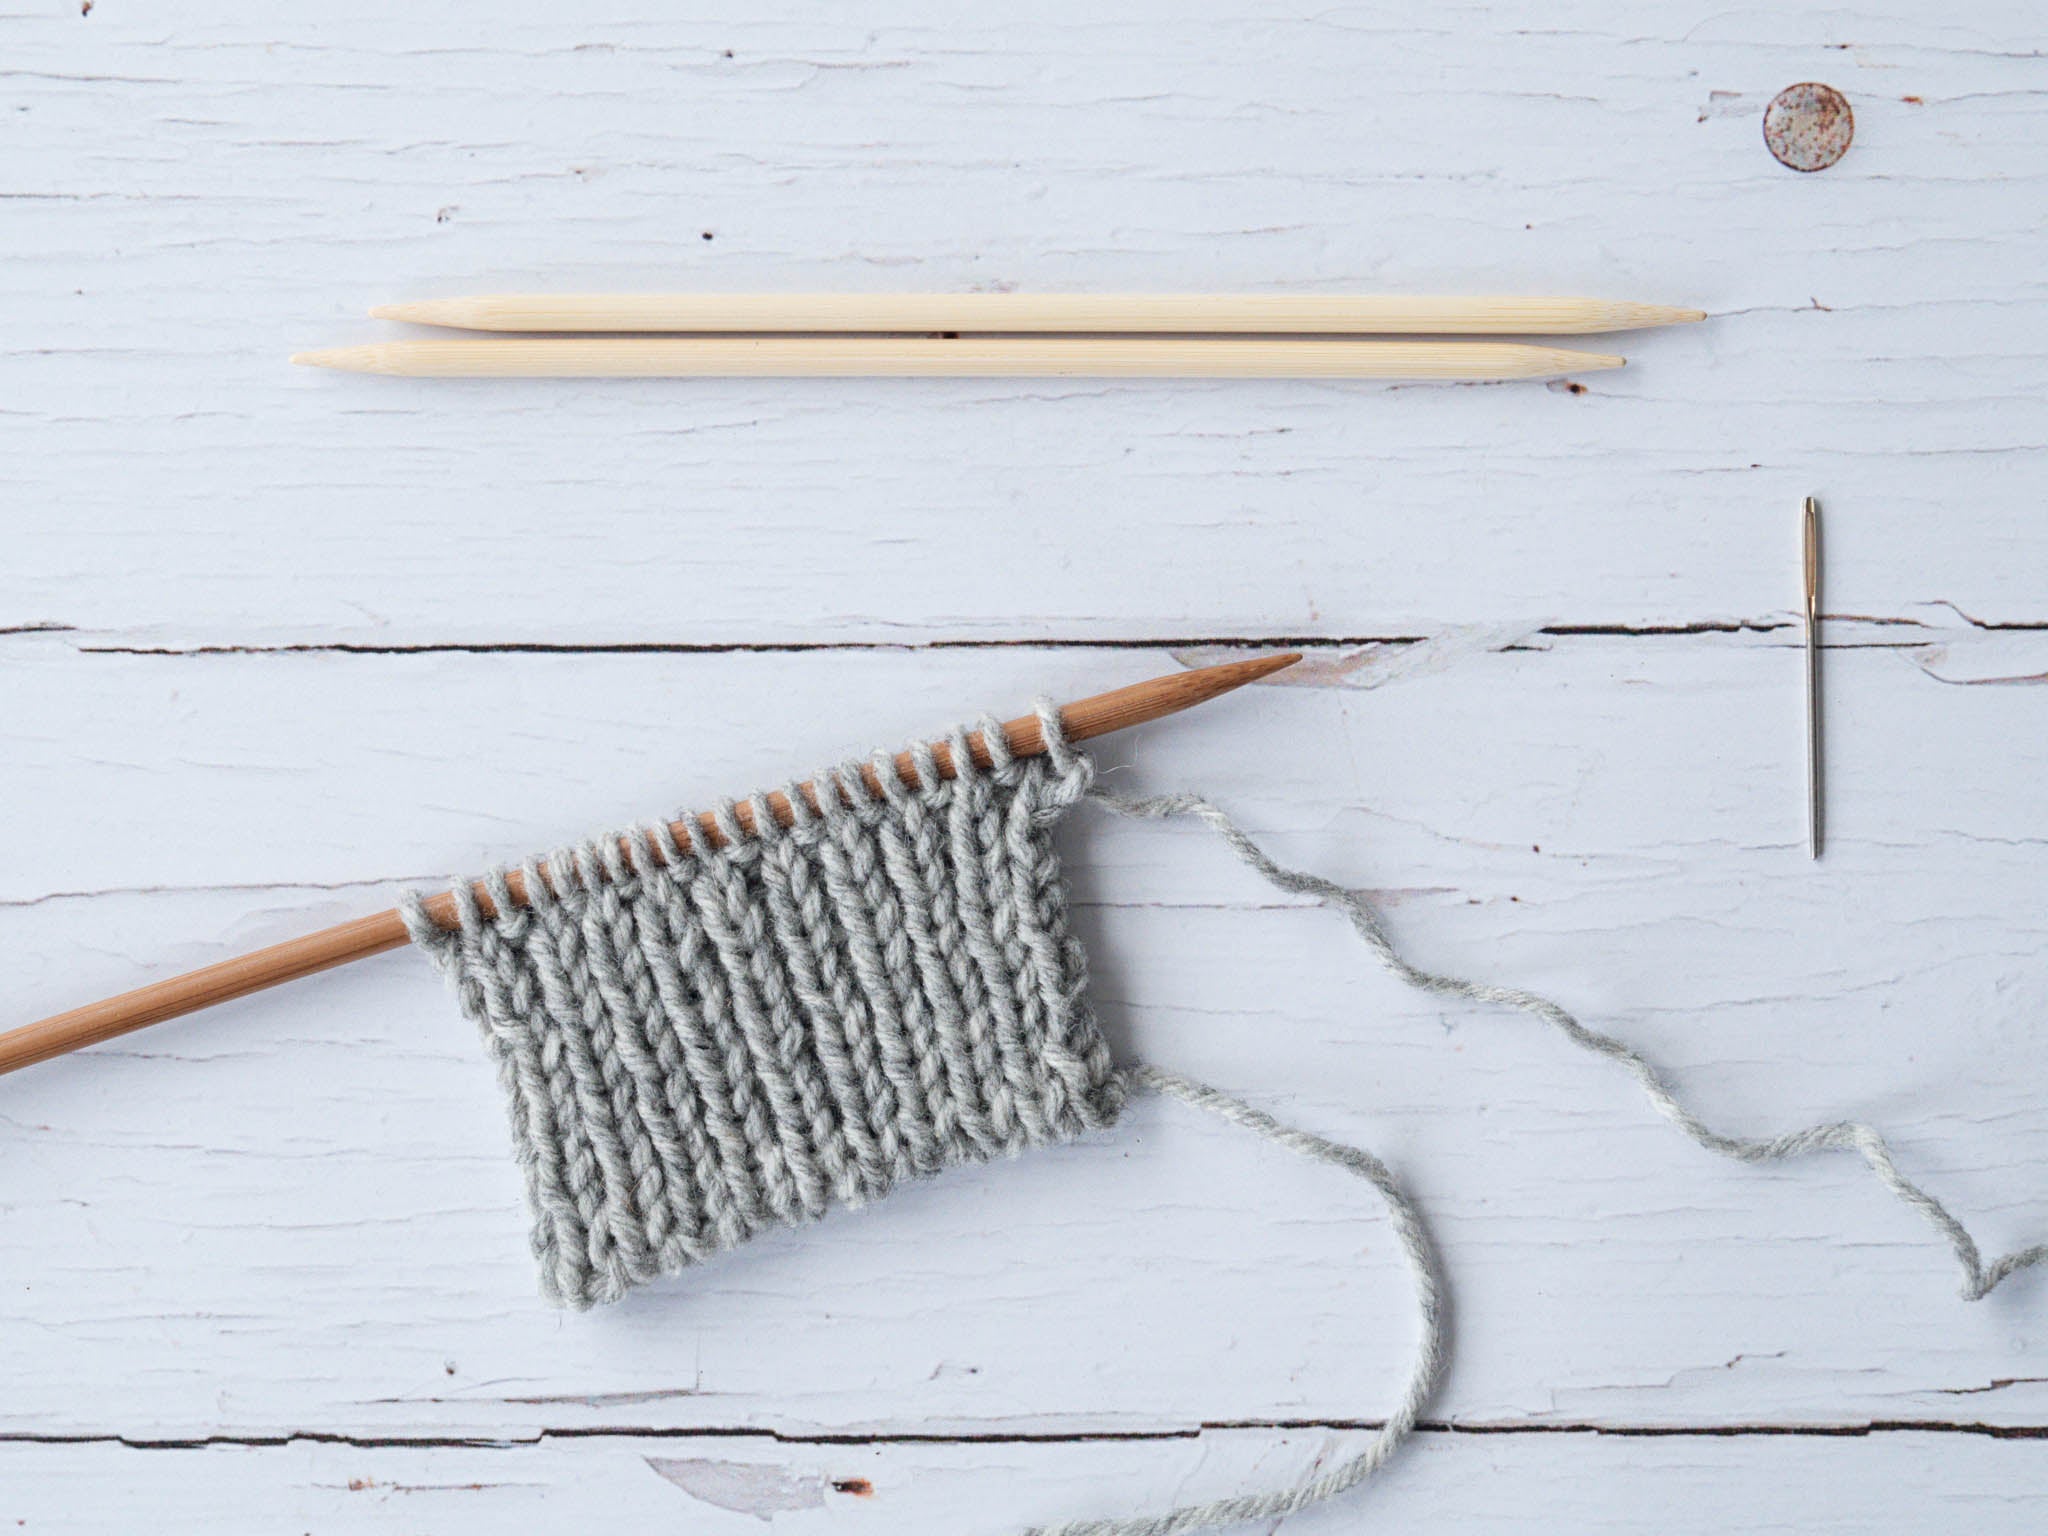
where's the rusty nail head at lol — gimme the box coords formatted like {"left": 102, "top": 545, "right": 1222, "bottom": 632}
{"left": 1764, "top": 82, "right": 1854, "bottom": 172}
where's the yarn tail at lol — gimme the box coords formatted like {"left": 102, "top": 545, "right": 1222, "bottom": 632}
{"left": 1022, "top": 1065, "right": 1446, "bottom": 1536}
{"left": 1093, "top": 788, "right": 2048, "bottom": 1303}
{"left": 1025, "top": 771, "right": 2044, "bottom": 1536}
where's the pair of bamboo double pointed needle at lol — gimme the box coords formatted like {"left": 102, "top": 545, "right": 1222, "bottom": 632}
{"left": 0, "top": 654, "right": 1298, "bottom": 1078}
{"left": 293, "top": 293, "right": 1704, "bottom": 380}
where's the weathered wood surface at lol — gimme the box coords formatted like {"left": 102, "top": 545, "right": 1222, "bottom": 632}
{"left": 3, "top": 1, "right": 2044, "bottom": 1529}
{"left": 5, "top": 1433, "right": 2047, "bottom": 1533}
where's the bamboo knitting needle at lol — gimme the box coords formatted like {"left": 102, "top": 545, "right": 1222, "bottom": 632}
{"left": 291, "top": 337, "right": 1622, "bottom": 380}
{"left": 0, "top": 652, "right": 1300, "bottom": 1078}
{"left": 369, "top": 293, "right": 1706, "bottom": 336}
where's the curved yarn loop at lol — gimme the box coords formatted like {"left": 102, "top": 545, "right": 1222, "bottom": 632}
{"left": 1091, "top": 786, "right": 2048, "bottom": 1304}
{"left": 1021, "top": 1064, "right": 1446, "bottom": 1536}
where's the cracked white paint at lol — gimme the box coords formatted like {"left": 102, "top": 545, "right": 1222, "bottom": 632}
{"left": 3, "top": 1, "right": 2045, "bottom": 1532}
{"left": 645, "top": 1456, "right": 828, "bottom": 1519}
{"left": 3, "top": 1432, "right": 2045, "bottom": 1530}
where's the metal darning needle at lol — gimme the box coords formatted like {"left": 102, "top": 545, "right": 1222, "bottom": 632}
{"left": 1804, "top": 496, "right": 1822, "bottom": 859}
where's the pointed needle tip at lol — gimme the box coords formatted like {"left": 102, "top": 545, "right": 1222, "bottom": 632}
{"left": 1214, "top": 651, "right": 1304, "bottom": 687}
{"left": 293, "top": 347, "right": 386, "bottom": 373}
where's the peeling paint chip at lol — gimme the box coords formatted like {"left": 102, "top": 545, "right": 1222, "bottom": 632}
{"left": 645, "top": 1457, "right": 826, "bottom": 1520}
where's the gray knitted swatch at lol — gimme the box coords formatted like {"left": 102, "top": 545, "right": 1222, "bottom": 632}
{"left": 402, "top": 708, "right": 1124, "bottom": 1311}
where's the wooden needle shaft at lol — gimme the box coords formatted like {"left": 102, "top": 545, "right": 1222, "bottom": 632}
{"left": 368, "top": 292, "right": 1706, "bottom": 336}
{"left": 0, "top": 653, "right": 1299, "bottom": 1078}
{"left": 292, "top": 337, "right": 1623, "bottom": 380}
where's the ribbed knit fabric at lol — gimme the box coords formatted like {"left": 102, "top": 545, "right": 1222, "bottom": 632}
{"left": 402, "top": 705, "right": 1125, "bottom": 1310}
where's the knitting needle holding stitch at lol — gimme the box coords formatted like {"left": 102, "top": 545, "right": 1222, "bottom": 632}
{"left": 0, "top": 653, "right": 1301, "bottom": 1078}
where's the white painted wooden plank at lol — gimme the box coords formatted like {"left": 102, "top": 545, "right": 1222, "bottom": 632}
{"left": 3, "top": 4, "right": 2045, "bottom": 644}
{"left": 3, "top": 642, "right": 2043, "bottom": 1435}
{"left": 8, "top": 632, "right": 2047, "bottom": 903}
{"left": 4, "top": 2, "right": 2045, "bottom": 1522}
{"left": 4, "top": 1430, "right": 2046, "bottom": 1535}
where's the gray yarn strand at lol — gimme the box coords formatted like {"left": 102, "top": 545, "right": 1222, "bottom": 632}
{"left": 1033, "top": 782, "right": 2048, "bottom": 1536}
{"left": 1095, "top": 786, "right": 2048, "bottom": 1303}
{"left": 1023, "top": 1064, "right": 1447, "bottom": 1536}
